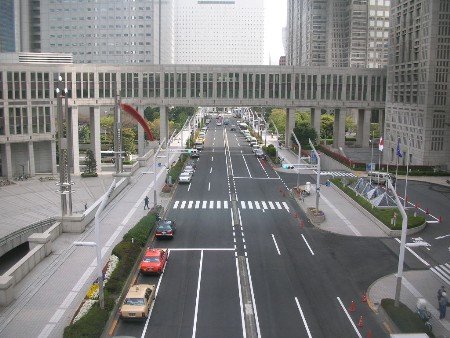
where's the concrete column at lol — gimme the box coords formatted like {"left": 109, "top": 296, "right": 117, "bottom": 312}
{"left": 356, "top": 109, "right": 364, "bottom": 146}
{"left": 285, "top": 108, "right": 296, "bottom": 147}
{"left": 90, "top": 106, "right": 102, "bottom": 172}
{"left": 71, "top": 107, "right": 80, "bottom": 175}
{"left": 160, "top": 105, "right": 169, "bottom": 146}
{"left": 362, "top": 109, "right": 371, "bottom": 147}
{"left": 333, "top": 109, "right": 346, "bottom": 149}
{"left": 311, "top": 108, "right": 321, "bottom": 140}
{"left": 137, "top": 106, "right": 145, "bottom": 156}
{"left": 4, "top": 143, "right": 12, "bottom": 179}
{"left": 379, "top": 109, "right": 385, "bottom": 139}
{"left": 51, "top": 140, "right": 57, "bottom": 175}
{"left": 28, "top": 141, "right": 35, "bottom": 176}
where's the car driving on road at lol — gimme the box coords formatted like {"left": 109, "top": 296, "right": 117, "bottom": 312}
{"left": 139, "top": 248, "right": 168, "bottom": 275}
{"left": 155, "top": 220, "right": 177, "bottom": 239}
{"left": 179, "top": 172, "right": 192, "bottom": 183}
{"left": 119, "top": 284, "right": 156, "bottom": 320}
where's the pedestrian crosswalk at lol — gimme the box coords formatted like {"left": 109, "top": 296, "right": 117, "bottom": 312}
{"left": 431, "top": 263, "right": 450, "bottom": 285}
{"left": 172, "top": 200, "right": 290, "bottom": 212}
{"left": 313, "top": 170, "right": 356, "bottom": 177}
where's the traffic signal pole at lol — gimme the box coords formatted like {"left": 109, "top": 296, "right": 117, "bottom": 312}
{"left": 309, "top": 139, "right": 321, "bottom": 212}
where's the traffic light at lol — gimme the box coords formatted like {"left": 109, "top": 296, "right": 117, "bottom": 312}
{"left": 282, "top": 165, "right": 294, "bottom": 169}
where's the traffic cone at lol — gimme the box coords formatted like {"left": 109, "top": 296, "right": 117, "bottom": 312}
{"left": 357, "top": 315, "right": 364, "bottom": 327}
{"left": 405, "top": 195, "right": 408, "bottom": 203}
{"left": 439, "top": 216, "right": 443, "bottom": 223}
{"left": 299, "top": 219, "right": 304, "bottom": 228}
{"left": 294, "top": 211, "right": 298, "bottom": 219}
{"left": 415, "top": 202, "right": 418, "bottom": 208}
{"left": 367, "top": 330, "right": 372, "bottom": 338}
{"left": 426, "top": 208, "right": 429, "bottom": 214}
{"left": 361, "top": 292, "right": 367, "bottom": 302}
{"left": 279, "top": 187, "right": 282, "bottom": 193}
{"left": 349, "top": 301, "right": 355, "bottom": 312}
{"left": 282, "top": 191, "right": 286, "bottom": 197}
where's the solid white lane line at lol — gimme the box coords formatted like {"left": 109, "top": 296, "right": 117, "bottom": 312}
{"left": 188, "top": 182, "right": 192, "bottom": 191}
{"left": 235, "top": 258, "right": 247, "bottom": 338}
{"left": 208, "top": 182, "right": 211, "bottom": 191}
{"left": 337, "top": 296, "right": 362, "bottom": 338}
{"left": 210, "top": 167, "right": 213, "bottom": 173}
{"left": 394, "top": 238, "right": 430, "bottom": 266}
{"left": 294, "top": 297, "right": 313, "bottom": 338}
{"left": 271, "top": 234, "right": 281, "bottom": 255}
{"left": 192, "top": 250, "right": 204, "bottom": 338}
{"left": 246, "top": 258, "right": 262, "bottom": 338}
{"left": 301, "top": 234, "right": 315, "bottom": 255}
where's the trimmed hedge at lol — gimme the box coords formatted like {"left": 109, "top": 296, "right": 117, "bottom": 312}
{"left": 331, "top": 178, "right": 426, "bottom": 229}
{"left": 63, "top": 212, "right": 157, "bottom": 338}
{"left": 381, "top": 299, "right": 435, "bottom": 337}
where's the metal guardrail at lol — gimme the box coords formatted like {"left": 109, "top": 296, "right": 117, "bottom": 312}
{"left": 0, "top": 217, "right": 57, "bottom": 248}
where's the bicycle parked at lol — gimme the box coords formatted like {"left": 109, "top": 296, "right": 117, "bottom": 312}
{"left": 416, "top": 298, "right": 432, "bottom": 333}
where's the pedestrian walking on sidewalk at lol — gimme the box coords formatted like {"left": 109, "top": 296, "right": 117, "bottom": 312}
{"left": 438, "top": 285, "right": 446, "bottom": 307}
{"left": 144, "top": 196, "right": 149, "bottom": 210}
{"left": 439, "top": 291, "right": 448, "bottom": 319}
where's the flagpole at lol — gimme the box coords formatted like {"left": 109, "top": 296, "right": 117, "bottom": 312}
{"left": 403, "top": 138, "right": 410, "bottom": 208}
{"left": 386, "top": 134, "right": 389, "bottom": 174}
{"left": 370, "top": 130, "right": 374, "bottom": 186}
{"left": 395, "top": 137, "right": 400, "bottom": 192}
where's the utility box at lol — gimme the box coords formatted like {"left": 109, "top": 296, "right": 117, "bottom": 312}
{"left": 305, "top": 182, "right": 311, "bottom": 194}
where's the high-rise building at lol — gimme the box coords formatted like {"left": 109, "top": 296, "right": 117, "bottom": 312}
{"left": 173, "top": 0, "right": 264, "bottom": 65}
{"left": 0, "top": 0, "right": 16, "bottom": 52}
{"left": 385, "top": 0, "right": 450, "bottom": 168}
{"left": 33, "top": 0, "right": 174, "bottom": 64}
{"left": 286, "top": 0, "right": 390, "bottom": 68}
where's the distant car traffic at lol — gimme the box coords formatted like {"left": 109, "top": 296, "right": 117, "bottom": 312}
{"left": 190, "top": 149, "right": 199, "bottom": 158}
{"left": 139, "top": 248, "right": 168, "bottom": 275}
{"left": 183, "top": 165, "right": 195, "bottom": 175}
{"left": 186, "top": 159, "right": 197, "bottom": 169}
{"left": 119, "top": 284, "right": 156, "bottom": 320}
{"left": 155, "top": 220, "right": 176, "bottom": 239}
{"left": 255, "top": 149, "right": 266, "bottom": 159}
{"left": 230, "top": 124, "right": 236, "bottom": 131}
{"left": 179, "top": 172, "right": 192, "bottom": 183}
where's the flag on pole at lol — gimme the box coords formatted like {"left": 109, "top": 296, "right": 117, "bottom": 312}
{"left": 396, "top": 138, "right": 402, "bottom": 157}
{"left": 379, "top": 137, "right": 384, "bottom": 151}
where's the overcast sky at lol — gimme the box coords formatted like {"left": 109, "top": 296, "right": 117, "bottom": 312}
{"left": 264, "top": 0, "right": 287, "bottom": 65}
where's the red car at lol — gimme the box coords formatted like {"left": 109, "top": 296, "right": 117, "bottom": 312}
{"left": 139, "top": 248, "right": 168, "bottom": 275}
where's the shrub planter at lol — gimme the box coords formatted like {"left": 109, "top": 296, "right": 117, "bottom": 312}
{"left": 307, "top": 207, "right": 325, "bottom": 224}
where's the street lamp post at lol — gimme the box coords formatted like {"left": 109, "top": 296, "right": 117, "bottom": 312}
{"left": 387, "top": 178, "right": 408, "bottom": 307}
{"left": 309, "top": 139, "right": 321, "bottom": 211}
{"left": 74, "top": 179, "right": 116, "bottom": 309}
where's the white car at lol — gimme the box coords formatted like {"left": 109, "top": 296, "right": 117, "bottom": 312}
{"left": 184, "top": 165, "right": 195, "bottom": 175}
{"left": 252, "top": 144, "right": 261, "bottom": 153}
{"left": 179, "top": 172, "right": 192, "bottom": 183}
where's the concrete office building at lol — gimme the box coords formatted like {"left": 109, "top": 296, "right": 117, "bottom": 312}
{"left": 384, "top": 0, "right": 450, "bottom": 169}
{"left": 173, "top": 0, "right": 264, "bottom": 65}
{"left": 16, "top": 0, "right": 174, "bottom": 64}
{"left": 286, "top": 0, "right": 390, "bottom": 68}
{"left": 0, "top": 0, "right": 16, "bottom": 52}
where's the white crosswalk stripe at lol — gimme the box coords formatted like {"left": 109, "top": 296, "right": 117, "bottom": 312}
{"left": 431, "top": 264, "right": 450, "bottom": 285}
{"left": 313, "top": 170, "right": 356, "bottom": 177}
{"left": 172, "top": 200, "right": 291, "bottom": 212}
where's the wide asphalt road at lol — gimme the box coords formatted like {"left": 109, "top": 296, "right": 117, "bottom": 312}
{"left": 115, "top": 116, "right": 403, "bottom": 338}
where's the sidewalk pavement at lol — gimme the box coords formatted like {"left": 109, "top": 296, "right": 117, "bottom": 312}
{"left": 271, "top": 136, "right": 450, "bottom": 337}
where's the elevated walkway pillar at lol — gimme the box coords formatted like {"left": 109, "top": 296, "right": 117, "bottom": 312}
{"left": 333, "top": 109, "right": 346, "bottom": 148}
{"left": 286, "top": 108, "right": 296, "bottom": 147}
{"left": 90, "top": 106, "right": 102, "bottom": 172}
{"left": 311, "top": 108, "right": 321, "bottom": 139}
{"left": 160, "top": 106, "right": 169, "bottom": 146}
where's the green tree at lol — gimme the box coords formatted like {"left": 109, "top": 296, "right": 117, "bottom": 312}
{"left": 292, "top": 122, "right": 318, "bottom": 146}
{"left": 122, "top": 127, "right": 137, "bottom": 157}
{"left": 83, "top": 149, "right": 97, "bottom": 174}
{"left": 268, "top": 108, "right": 286, "bottom": 135}
{"left": 100, "top": 115, "right": 114, "bottom": 144}
{"left": 78, "top": 124, "right": 90, "bottom": 144}
{"left": 144, "top": 107, "right": 160, "bottom": 122}
{"left": 321, "top": 114, "right": 334, "bottom": 139}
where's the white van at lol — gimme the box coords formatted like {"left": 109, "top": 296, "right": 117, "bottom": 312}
{"left": 367, "top": 171, "right": 396, "bottom": 185}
